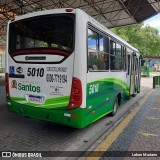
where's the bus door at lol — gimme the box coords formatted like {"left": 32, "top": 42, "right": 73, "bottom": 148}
{"left": 134, "top": 57, "right": 139, "bottom": 94}
{"left": 138, "top": 56, "right": 142, "bottom": 93}
{"left": 126, "top": 54, "right": 131, "bottom": 92}
{"left": 130, "top": 53, "right": 136, "bottom": 96}
{"left": 137, "top": 56, "right": 141, "bottom": 93}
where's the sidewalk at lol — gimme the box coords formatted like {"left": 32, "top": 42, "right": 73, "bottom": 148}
{"left": 141, "top": 77, "right": 153, "bottom": 88}
{"left": 87, "top": 77, "right": 160, "bottom": 160}
{"left": 123, "top": 88, "right": 160, "bottom": 159}
{"left": 101, "top": 88, "right": 160, "bottom": 159}
{"left": 105, "top": 77, "right": 160, "bottom": 159}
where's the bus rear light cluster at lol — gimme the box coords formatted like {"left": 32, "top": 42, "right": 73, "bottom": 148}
{"left": 68, "top": 77, "right": 82, "bottom": 110}
{"left": 5, "top": 73, "right": 10, "bottom": 99}
{"left": 64, "top": 113, "right": 78, "bottom": 118}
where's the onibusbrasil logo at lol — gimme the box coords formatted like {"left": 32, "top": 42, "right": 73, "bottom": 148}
{"left": 11, "top": 80, "right": 41, "bottom": 93}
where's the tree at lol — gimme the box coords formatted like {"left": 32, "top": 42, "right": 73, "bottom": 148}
{"left": 111, "top": 23, "right": 160, "bottom": 55}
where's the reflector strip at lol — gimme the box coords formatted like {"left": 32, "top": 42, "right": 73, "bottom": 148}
{"left": 64, "top": 113, "right": 71, "bottom": 117}
{"left": 12, "top": 49, "right": 70, "bottom": 56}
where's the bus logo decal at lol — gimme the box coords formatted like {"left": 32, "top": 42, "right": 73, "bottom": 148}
{"left": 16, "top": 67, "right": 23, "bottom": 74}
{"left": 11, "top": 80, "right": 17, "bottom": 89}
{"left": 9, "top": 66, "right": 15, "bottom": 74}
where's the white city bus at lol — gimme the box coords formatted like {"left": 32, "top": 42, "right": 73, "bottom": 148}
{"left": 6, "top": 8, "right": 141, "bottom": 128}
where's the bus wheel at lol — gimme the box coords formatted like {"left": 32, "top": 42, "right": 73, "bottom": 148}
{"left": 111, "top": 98, "right": 118, "bottom": 116}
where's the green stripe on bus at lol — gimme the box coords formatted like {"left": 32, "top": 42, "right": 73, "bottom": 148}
{"left": 10, "top": 95, "right": 70, "bottom": 109}
{"left": 87, "top": 78, "right": 129, "bottom": 90}
{"left": 11, "top": 97, "right": 26, "bottom": 101}
{"left": 44, "top": 96, "right": 70, "bottom": 104}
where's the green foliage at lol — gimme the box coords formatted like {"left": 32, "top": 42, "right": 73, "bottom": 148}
{"left": 111, "top": 23, "right": 160, "bottom": 55}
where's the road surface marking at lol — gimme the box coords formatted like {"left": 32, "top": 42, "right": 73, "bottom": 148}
{"left": 153, "top": 108, "right": 159, "bottom": 110}
{"left": 146, "top": 117, "right": 159, "bottom": 120}
{"left": 138, "top": 132, "right": 159, "bottom": 137}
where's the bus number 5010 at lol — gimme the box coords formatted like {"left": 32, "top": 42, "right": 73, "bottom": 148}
{"left": 27, "top": 68, "right": 44, "bottom": 77}
{"left": 89, "top": 84, "right": 99, "bottom": 95}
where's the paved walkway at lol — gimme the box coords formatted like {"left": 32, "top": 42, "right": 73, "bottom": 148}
{"left": 102, "top": 88, "right": 160, "bottom": 160}
{"left": 141, "top": 77, "right": 153, "bottom": 88}
{"left": 123, "top": 88, "right": 160, "bottom": 159}
{"left": 87, "top": 77, "right": 160, "bottom": 160}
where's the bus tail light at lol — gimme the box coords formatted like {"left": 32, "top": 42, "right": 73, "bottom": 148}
{"left": 68, "top": 77, "right": 82, "bottom": 110}
{"left": 5, "top": 73, "right": 10, "bottom": 99}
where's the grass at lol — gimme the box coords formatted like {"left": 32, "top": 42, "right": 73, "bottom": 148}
{"left": 150, "top": 72, "right": 160, "bottom": 75}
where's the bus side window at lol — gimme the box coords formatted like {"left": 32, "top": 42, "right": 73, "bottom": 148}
{"left": 88, "top": 29, "right": 99, "bottom": 70}
{"left": 123, "top": 47, "right": 127, "bottom": 71}
{"left": 115, "top": 43, "right": 122, "bottom": 70}
{"left": 103, "top": 36, "right": 109, "bottom": 70}
{"left": 136, "top": 57, "right": 139, "bottom": 74}
{"left": 127, "top": 54, "right": 130, "bottom": 75}
{"left": 110, "top": 40, "right": 116, "bottom": 70}
{"left": 135, "top": 56, "right": 138, "bottom": 74}
{"left": 98, "top": 35, "right": 109, "bottom": 70}
{"left": 88, "top": 29, "right": 109, "bottom": 71}
{"left": 110, "top": 41, "right": 122, "bottom": 71}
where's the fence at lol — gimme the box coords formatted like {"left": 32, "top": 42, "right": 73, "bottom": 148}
{"left": 153, "top": 76, "right": 160, "bottom": 88}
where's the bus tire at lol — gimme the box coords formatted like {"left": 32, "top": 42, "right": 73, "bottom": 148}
{"left": 111, "top": 97, "right": 118, "bottom": 116}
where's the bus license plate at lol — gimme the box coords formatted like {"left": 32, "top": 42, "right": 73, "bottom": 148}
{"left": 28, "top": 95, "right": 44, "bottom": 104}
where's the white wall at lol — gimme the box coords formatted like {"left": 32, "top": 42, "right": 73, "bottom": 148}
{"left": 0, "top": 47, "right": 5, "bottom": 72}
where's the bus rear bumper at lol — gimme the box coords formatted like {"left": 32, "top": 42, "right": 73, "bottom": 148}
{"left": 7, "top": 99, "right": 85, "bottom": 129}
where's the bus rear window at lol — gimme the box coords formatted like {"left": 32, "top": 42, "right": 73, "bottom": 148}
{"left": 9, "top": 14, "right": 75, "bottom": 55}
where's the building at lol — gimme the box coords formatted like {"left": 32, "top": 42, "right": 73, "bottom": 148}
{"left": 154, "top": 63, "right": 160, "bottom": 71}
{"left": 0, "top": 47, "right": 5, "bottom": 72}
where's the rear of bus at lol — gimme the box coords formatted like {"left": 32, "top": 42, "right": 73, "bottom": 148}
{"left": 6, "top": 9, "right": 84, "bottom": 128}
